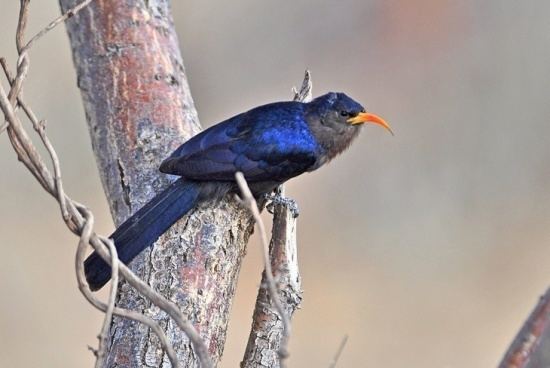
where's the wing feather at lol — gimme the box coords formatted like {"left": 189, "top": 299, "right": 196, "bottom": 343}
{"left": 159, "top": 102, "right": 320, "bottom": 182}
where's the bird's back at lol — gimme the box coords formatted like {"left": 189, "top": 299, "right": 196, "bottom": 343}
{"left": 160, "top": 101, "right": 322, "bottom": 183}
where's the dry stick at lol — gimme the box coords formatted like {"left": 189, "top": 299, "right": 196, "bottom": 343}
{"left": 72, "top": 206, "right": 180, "bottom": 368}
{"left": 95, "top": 239, "right": 118, "bottom": 366}
{"left": 17, "top": 3, "right": 93, "bottom": 221}
{"left": 240, "top": 71, "right": 311, "bottom": 368}
{"left": 0, "top": 0, "right": 93, "bottom": 135}
{"left": 292, "top": 70, "right": 313, "bottom": 103}
{"left": 499, "top": 288, "right": 550, "bottom": 368}
{"left": 0, "top": 0, "right": 30, "bottom": 134}
{"left": 87, "top": 234, "right": 213, "bottom": 367}
{"left": 2, "top": 53, "right": 79, "bottom": 232}
{"left": 15, "top": 0, "right": 30, "bottom": 56}
{"left": 9, "top": 0, "right": 88, "bottom": 225}
{"left": 235, "top": 172, "right": 292, "bottom": 360}
{"left": 1, "top": 58, "right": 69, "bottom": 219}
{"left": 328, "top": 335, "right": 349, "bottom": 368}
{"left": 96, "top": 254, "right": 117, "bottom": 366}
{"left": 0, "top": 1, "right": 213, "bottom": 366}
{"left": 74, "top": 209, "right": 120, "bottom": 367}
{"left": 4, "top": 1, "right": 63, "bottom": 193}
{"left": 22, "top": 0, "right": 94, "bottom": 55}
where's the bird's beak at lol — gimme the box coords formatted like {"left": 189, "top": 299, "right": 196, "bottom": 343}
{"left": 348, "top": 112, "right": 393, "bottom": 135}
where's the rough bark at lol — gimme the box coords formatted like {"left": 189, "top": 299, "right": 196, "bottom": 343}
{"left": 59, "top": 1, "right": 254, "bottom": 366}
{"left": 500, "top": 288, "right": 550, "bottom": 368}
{"left": 240, "top": 187, "right": 302, "bottom": 368}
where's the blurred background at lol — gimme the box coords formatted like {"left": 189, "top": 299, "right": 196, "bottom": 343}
{"left": 1, "top": 1, "right": 550, "bottom": 367}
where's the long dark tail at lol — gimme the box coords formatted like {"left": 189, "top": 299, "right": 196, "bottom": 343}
{"left": 84, "top": 178, "right": 201, "bottom": 291}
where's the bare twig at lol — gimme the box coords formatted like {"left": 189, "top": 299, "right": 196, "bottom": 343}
{"left": 16, "top": 0, "right": 31, "bottom": 55}
{"left": 73, "top": 208, "right": 119, "bottom": 366}
{"left": 73, "top": 205, "right": 180, "bottom": 368}
{"left": 95, "top": 238, "right": 118, "bottom": 366}
{"left": 22, "top": 0, "right": 94, "bottom": 55}
{"left": 235, "top": 172, "right": 292, "bottom": 362}
{"left": 0, "top": 1, "right": 213, "bottom": 367}
{"left": 328, "top": 335, "right": 349, "bottom": 368}
{"left": 292, "top": 70, "right": 312, "bottom": 103}
{"left": 1, "top": 0, "right": 93, "bottom": 135}
{"left": 1, "top": 57, "right": 69, "bottom": 219}
{"left": 0, "top": 58, "right": 13, "bottom": 134}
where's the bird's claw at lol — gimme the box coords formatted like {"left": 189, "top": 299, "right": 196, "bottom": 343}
{"left": 263, "top": 191, "right": 300, "bottom": 218}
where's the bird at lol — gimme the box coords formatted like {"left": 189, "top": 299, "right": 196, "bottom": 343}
{"left": 84, "top": 92, "right": 392, "bottom": 290}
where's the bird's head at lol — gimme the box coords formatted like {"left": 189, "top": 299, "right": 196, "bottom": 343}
{"left": 304, "top": 92, "right": 392, "bottom": 163}
{"left": 306, "top": 92, "right": 392, "bottom": 135}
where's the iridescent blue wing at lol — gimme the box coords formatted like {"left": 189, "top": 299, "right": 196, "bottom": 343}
{"left": 159, "top": 102, "right": 320, "bottom": 182}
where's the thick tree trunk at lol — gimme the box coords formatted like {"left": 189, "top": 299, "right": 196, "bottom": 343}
{"left": 59, "top": 1, "right": 254, "bottom": 366}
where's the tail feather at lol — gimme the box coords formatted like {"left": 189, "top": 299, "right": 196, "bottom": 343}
{"left": 84, "top": 178, "right": 201, "bottom": 291}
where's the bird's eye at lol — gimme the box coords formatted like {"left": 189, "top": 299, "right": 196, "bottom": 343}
{"left": 340, "top": 111, "right": 349, "bottom": 117}
{"left": 361, "top": 108, "right": 366, "bottom": 113}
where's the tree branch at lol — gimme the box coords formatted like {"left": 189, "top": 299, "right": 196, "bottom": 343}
{"left": 499, "top": 288, "right": 550, "bottom": 368}
{"left": 240, "top": 71, "right": 311, "bottom": 368}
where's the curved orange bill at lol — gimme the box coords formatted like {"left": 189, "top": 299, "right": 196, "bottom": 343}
{"left": 347, "top": 112, "right": 393, "bottom": 135}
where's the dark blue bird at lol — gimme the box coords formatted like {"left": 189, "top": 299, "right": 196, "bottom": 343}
{"left": 84, "top": 92, "right": 391, "bottom": 290}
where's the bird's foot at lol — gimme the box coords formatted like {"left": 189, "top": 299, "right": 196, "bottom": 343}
{"left": 263, "top": 190, "right": 300, "bottom": 218}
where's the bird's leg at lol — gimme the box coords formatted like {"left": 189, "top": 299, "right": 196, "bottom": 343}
{"left": 263, "top": 186, "right": 300, "bottom": 218}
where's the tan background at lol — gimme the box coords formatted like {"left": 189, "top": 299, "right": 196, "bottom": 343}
{"left": 1, "top": 1, "right": 550, "bottom": 367}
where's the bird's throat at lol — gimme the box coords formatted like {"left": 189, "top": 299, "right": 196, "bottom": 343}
{"left": 309, "top": 121, "right": 361, "bottom": 165}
